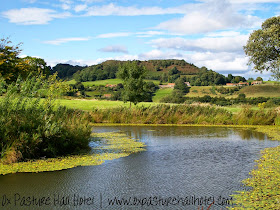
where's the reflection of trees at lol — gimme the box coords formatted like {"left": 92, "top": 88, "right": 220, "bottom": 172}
{"left": 234, "top": 128, "right": 265, "bottom": 140}
{"left": 117, "top": 126, "right": 230, "bottom": 139}
{"left": 94, "top": 126, "right": 267, "bottom": 142}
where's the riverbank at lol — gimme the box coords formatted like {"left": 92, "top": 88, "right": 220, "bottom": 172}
{"left": 0, "top": 132, "right": 145, "bottom": 175}
{"left": 2, "top": 102, "right": 280, "bottom": 208}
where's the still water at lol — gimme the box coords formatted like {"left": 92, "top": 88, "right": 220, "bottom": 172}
{"left": 0, "top": 126, "right": 279, "bottom": 210}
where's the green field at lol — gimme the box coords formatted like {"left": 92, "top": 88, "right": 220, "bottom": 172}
{"left": 186, "top": 86, "right": 223, "bottom": 97}
{"left": 153, "top": 88, "right": 173, "bottom": 102}
{"left": 237, "top": 85, "right": 280, "bottom": 97}
{"left": 56, "top": 99, "right": 159, "bottom": 110}
{"left": 67, "top": 79, "right": 160, "bottom": 87}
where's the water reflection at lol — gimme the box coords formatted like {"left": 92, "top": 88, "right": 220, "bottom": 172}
{"left": 0, "top": 126, "right": 279, "bottom": 210}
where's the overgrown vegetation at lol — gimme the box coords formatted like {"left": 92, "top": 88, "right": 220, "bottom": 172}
{"left": 89, "top": 104, "right": 280, "bottom": 126}
{"left": 0, "top": 74, "right": 92, "bottom": 164}
{"left": 0, "top": 132, "right": 145, "bottom": 175}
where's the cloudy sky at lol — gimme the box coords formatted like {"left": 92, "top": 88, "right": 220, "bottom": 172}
{"left": 1, "top": 0, "right": 280, "bottom": 79}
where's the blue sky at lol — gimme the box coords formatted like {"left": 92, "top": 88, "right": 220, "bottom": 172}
{"left": 1, "top": 0, "right": 280, "bottom": 79}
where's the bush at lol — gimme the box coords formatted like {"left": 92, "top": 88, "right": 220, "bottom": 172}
{"left": 0, "top": 75, "right": 92, "bottom": 163}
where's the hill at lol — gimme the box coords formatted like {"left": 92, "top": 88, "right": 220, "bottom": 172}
{"left": 51, "top": 64, "right": 86, "bottom": 79}
{"left": 237, "top": 84, "right": 280, "bottom": 98}
{"left": 72, "top": 59, "right": 200, "bottom": 82}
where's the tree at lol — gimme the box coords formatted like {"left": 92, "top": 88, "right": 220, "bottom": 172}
{"left": 0, "top": 38, "right": 27, "bottom": 82}
{"left": 174, "top": 77, "right": 190, "bottom": 93}
{"left": 22, "top": 56, "right": 51, "bottom": 76}
{"left": 256, "top": 76, "right": 263, "bottom": 81}
{"left": 117, "top": 61, "right": 148, "bottom": 106}
{"left": 244, "top": 16, "right": 280, "bottom": 80}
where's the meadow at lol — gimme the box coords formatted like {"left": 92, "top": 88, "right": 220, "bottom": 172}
{"left": 66, "top": 78, "right": 160, "bottom": 87}
{"left": 56, "top": 98, "right": 160, "bottom": 110}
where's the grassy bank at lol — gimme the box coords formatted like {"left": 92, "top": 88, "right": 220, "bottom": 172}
{"left": 230, "top": 126, "right": 280, "bottom": 209}
{"left": 89, "top": 104, "right": 280, "bottom": 126}
{"left": 0, "top": 132, "right": 145, "bottom": 175}
{"left": 0, "top": 75, "right": 92, "bottom": 164}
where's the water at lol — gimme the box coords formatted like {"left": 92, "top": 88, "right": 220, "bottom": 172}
{"left": 0, "top": 126, "right": 279, "bottom": 210}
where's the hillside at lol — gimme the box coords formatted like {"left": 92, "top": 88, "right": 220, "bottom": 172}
{"left": 101, "top": 59, "right": 200, "bottom": 75}
{"left": 237, "top": 84, "right": 280, "bottom": 97}
{"left": 72, "top": 59, "right": 201, "bottom": 82}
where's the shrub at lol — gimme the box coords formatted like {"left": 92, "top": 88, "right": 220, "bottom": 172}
{"left": 0, "top": 75, "right": 92, "bottom": 163}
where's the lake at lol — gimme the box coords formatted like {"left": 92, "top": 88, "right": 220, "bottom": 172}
{"left": 0, "top": 126, "right": 279, "bottom": 209}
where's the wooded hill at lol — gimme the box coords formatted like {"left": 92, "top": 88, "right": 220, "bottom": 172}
{"left": 54, "top": 59, "right": 200, "bottom": 82}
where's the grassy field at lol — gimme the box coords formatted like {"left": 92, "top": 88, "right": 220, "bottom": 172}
{"left": 187, "top": 86, "right": 223, "bottom": 97}
{"left": 221, "top": 105, "right": 261, "bottom": 113}
{"left": 237, "top": 85, "right": 280, "bottom": 97}
{"left": 153, "top": 88, "right": 173, "bottom": 102}
{"left": 67, "top": 79, "right": 160, "bottom": 87}
{"left": 56, "top": 99, "right": 159, "bottom": 110}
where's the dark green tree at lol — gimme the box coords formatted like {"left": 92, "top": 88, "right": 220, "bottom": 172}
{"left": 117, "top": 61, "right": 148, "bottom": 106}
{"left": 23, "top": 56, "right": 51, "bottom": 76}
{"left": 244, "top": 16, "right": 280, "bottom": 80}
{"left": 174, "top": 77, "right": 190, "bottom": 93}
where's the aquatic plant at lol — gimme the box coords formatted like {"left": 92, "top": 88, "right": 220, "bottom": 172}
{"left": 230, "top": 126, "right": 280, "bottom": 209}
{"left": 231, "top": 145, "right": 280, "bottom": 209}
{"left": 0, "top": 132, "right": 145, "bottom": 175}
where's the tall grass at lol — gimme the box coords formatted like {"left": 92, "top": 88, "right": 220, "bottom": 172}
{"left": 0, "top": 74, "right": 92, "bottom": 164}
{"left": 89, "top": 104, "right": 280, "bottom": 126}
{"left": 90, "top": 104, "right": 233, "bottom": 125}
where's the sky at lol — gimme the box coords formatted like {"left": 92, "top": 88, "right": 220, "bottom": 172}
{"left": 1, "top": 0, "right": 280, "bottom": 80}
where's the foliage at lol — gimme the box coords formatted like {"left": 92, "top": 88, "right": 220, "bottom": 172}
{"left": 73, "top": 61, "right": 119, "bottom": 82}
{"left": 0, "top": 132, "right": 145, "bottom": 175}
{"left": 185, "top": 67, "right": 245, "bottom": 86}
{"left": 244, "top": 16, "right": 280, "bottom": 80}
{"left": 52, "top": 63, "right": 85, "bottom": 79}
{"left": 160, "top": 90, "right": 186, "bottom": 104}
{"left": 0, "top": 74, "right": 91, "bottom": 164}
{"left": 0, "top": 38, "right": 27, "bottom": 82}
{"left": 0, "top": 38, "right": 50, "bottom": 83}
{"left": 117, "top": 61, "right": 149, "bottom": 105}
{"left": 174, "top": 77, "right": 190, "bottom": 93}
{"left": 22, "top": 56, "right": 51, "bottom": 76}
{"left": 90, "top": 104, "right": 233, "bottom": 124}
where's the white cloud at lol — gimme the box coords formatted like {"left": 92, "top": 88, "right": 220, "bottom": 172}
{"left": 156, "top": 0, "right": 261, "bottom": 34}
{"left": 74, "top": 4, "right": 88, "bottom": 12}
{"left": 136, "top": 31, "right": 166, "bottom": 38}
{"left": 98, "top": 45, "right": 128, "bottom": 53}
{"left": 2, "top": 8, "right": 71, "bottom": 25}
{"left": 84, "top": 3, "right": 190, "bottom": 16}
{"left": 189, "top": 52, "right": 249, "bottom": 71}
{"left": 96, "top": 31, "right": 167, "bottom": 39}
{"left": 139, "top": 50, "right": 183, "bottom": 60}
{"left": 61, "top": 4, "right": 71, "bottom": 10}
{"left": 43, "top": 37, "right": 91, "bottom": 45}
{"left": 96, "top": 32, "right": 132, "bottom": 38}
{"left": 150, "top": 34, "right": 249, "bottom": 53}
{"left": 206, "top": 30, "right": 241, "bottom": 37}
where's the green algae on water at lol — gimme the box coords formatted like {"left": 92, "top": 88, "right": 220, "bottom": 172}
{"left": 0, "top": 132, "right": 146, "bottom": 175}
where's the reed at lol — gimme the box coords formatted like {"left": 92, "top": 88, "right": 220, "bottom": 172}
{"left": 0, "top": 75, "right": 92, "bottom": 163}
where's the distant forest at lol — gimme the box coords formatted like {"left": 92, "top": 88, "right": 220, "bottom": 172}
{"left": 51, "top": 59, "right": 247, "bottom": 86}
